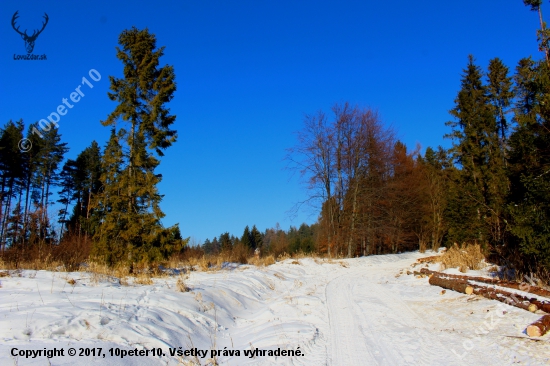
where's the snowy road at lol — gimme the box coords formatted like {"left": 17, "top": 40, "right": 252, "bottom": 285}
{"left": 1, "top": 252, "right": 549, "bottom": 365}
{"left": 324, "top": 255, "right": 546, "bottom": 366}
{"left": 326, "top": 257, "right": 468, "bottom": 366}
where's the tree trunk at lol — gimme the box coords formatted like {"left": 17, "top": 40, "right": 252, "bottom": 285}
{"left": 0, "top": 176, "right": 5, "bottom": 252}
{"left": 538, "top": 7, "right": 550, "bottom": 67}
{"left": 347, "top": 179, "right": 359, "bottom": 258}
{"left": 526, "top": 315, "right": 550, "bottom": 337}
{"left": 22, "top": 173, "right": 31, "bottom": 247}
{"left": 15, "top": 193, "right": 23, "bottom": 245}
{"left": 43, "top": 167, "right": 52, "bottom": 244}
{"left": 0, "top": 178, "right": 14, "bottom": 248}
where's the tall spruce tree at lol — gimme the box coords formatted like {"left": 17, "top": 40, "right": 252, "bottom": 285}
{"left": 508, "top": 34, "right": 550, "bottom": 270}
{"left": 94, "top": 28, "right": 180, "bottom": 263}
{"left": 445, "top": 55, "right": 505, "bottom": 247}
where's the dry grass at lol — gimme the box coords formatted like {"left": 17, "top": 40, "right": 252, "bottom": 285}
{"left": 133, "top": 273, "right": 153, "bottom": 285}
{"left": 291, "top": 251, "right": 310, "bottom": 259}
{"left": 338, "top": 261, "right": 349, "bottom": 268}
{"left": 437, "top": 243, "right": 486, "bottom": 272}
{"left": 87, "top": 262, "right": 131, "bottom": 284}
{"left": 247, "top": 255, "right": 275, "bottom": 267}
{"left": 277, "top": 252, "right": 291, "bottom": 262}
{"left": 0, "top": 256, "right": 66, "bottom": 272}
{"left": 176, "top": 274, "right": 190, "bottom": 292}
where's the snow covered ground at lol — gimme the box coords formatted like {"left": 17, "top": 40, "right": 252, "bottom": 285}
{"left": 1, "top": 251, "right": 549, "bottom": 365}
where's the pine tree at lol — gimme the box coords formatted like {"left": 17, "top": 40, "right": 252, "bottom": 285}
{"left": 34, "top": 127, "right": 68, "bottom": 244}
{"left": 211, "top": 237, "right": 220, "bottom": 254}
{"left": 485, "top": 58, "right": 511, "bottom": 245}
{"left": 202, "top": 238, "right": 213, "bottom": 254}
{"left": 241, "top": 226, "right": 252, "bottom": 249}
{"left": 487, "top": 58, "right": 514, "bottom": 157}
{"left": 250, "top": 225, "right": 263, "bottom": 249}
{"left": 57, "top": 159, "right": 78, "bottom": 240}
{"left": 70, "top": 141, "right": 102, "bottom": 237}
{"left": 523, "top": 1, "right": 550, "bottom": 66}
{"left": 19, "top": 125, "right": 44, "bottom": 246}
{"left": 0, "top": 120, "right": 25, "bottom": 250}
{"left": 219, "top": 232, "right": 232, "bottom": 252}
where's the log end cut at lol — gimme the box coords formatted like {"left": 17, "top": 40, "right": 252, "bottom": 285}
{"left": 526, "top": 325, "right": 542, "bottom": 337}
{"left": 525, "top": 315, "right": 550, "bottom": 337}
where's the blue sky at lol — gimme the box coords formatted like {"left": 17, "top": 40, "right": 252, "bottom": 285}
{"left": 0, "top": 0, "right": 544, "bottom": 243}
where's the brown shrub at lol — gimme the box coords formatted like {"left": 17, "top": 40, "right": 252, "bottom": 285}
{"left": 0, "top": 233, "right": 92, "bottom": 271}
{"left": 438, "top": 243, "right": 486, "bottom": 271}
{"left": 230, "top": 243, "right": 250, "bottom": 264}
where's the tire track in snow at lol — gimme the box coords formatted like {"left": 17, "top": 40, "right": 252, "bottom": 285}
{"left": 351, "top": 274, "right": 459, "bottom": 365}
{"left": 326, "top": 272, "right": 379, "bottom": 366}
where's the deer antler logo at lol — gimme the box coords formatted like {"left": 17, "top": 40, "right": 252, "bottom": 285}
{"left": 11, "top": 11, "right": 49, "bottom": 54}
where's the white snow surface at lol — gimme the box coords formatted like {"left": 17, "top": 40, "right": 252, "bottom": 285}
{"left": 1, "top": 251, "right": 549, "bottom": 365}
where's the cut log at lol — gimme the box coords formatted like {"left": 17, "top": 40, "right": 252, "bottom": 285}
{"left": 526, "top": 315, "right": 550, "bottom": 337}
{"left": 428, "top": 275, "right": 473, "bottom": 295}
{"left": 420, "top": 268, "right": 550, "bottom": 299}
{"left": 471, "top": 287, "right": 538, "bottom": 312}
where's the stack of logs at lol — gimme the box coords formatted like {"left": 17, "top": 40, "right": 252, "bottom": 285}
{"left": 420, "top": 267, "right": 550, "bottom": 338}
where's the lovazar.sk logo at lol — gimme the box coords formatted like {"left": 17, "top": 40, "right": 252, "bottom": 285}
{"left": 12, "top": 10, "right": 48, "bottom": 60}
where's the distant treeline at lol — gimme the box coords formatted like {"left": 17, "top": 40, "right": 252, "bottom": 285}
{"left": 200, "top": 223, "right": 318, "bottom": 258}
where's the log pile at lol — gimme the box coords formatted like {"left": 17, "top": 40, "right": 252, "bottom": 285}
{"left": 416, "top": 262, "right": 550, "bottom": 337}
{"left": 425, "top": 269, "right": 550, "bottom": 336}
{"left": 419, "top": 268, "right": 550, "bottom": 299}
{"left": 526, "top": 315, "right": 550, "bottom": 337}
